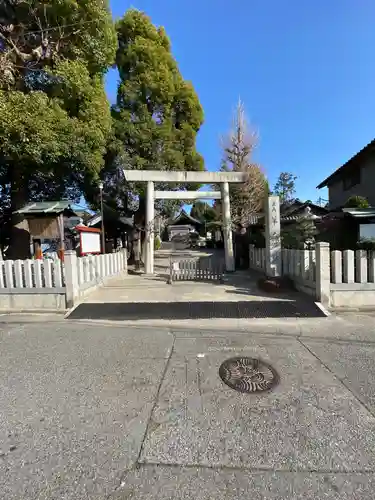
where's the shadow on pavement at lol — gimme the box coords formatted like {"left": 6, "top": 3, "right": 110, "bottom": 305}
{"left": 67, "top": 300, "right": 326, "bottom": 321}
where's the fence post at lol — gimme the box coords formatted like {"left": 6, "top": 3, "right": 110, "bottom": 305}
{"left": 315, "top": 242, "right": 330, "bottom": 306}
{"left": 331, "top": 250, "right": 342, "bottom": 284}
{"left": 249, "top": 245, "right": 254, "bottom": 269}
{"left": 65, "top": 250, "right": 79, "bottom": 309}
{"left": 356, "top": 250, "right": 368, "bottom": 283}
{"left": 122, "top": 248, "right": 128, "bottom": 274}
{"left": 369, "top": 251, "right": 375, "bottom": 283}
{"left": 343, "top": 250, "right": 354, "bottom": 283}
{"left": 302, "top": 250, "right": 309, "bottom": 280}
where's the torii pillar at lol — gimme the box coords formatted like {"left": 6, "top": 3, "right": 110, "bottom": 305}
{"left": 145, "top": 180, "right": 154, "bottom": 274}
{"left": 123, "top": 170, "right": 248, "bottom": 275}
{"left": 221, "top": 181, "right": 235, "bottom": 272}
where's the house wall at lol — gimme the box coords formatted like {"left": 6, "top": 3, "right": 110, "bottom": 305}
{"left": 28, "top": 217, "right": 60, "bottom": 239}
{"left": 169, "top": 225, "right": 194, "bottom": 240}
{"left": 328, "top": 157, "right": 375, "bottom": 208}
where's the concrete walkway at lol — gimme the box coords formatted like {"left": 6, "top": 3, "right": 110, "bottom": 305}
{"left": 72, "top": 248, "right": 324, "bottom": 323}
{"left": 85, "top": 270, "right": 294, "bottom": 304}
{"left": 1, "top": 313, "right": 375, "bottom": 498}
{"left": 87, "top": 248, "right": 261, "bottom": 304}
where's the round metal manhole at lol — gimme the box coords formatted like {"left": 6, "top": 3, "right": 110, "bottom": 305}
{"left": 219, "top": 357, "right": 278, "bottom": 394}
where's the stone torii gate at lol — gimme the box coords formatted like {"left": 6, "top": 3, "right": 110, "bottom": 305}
{"left": 123, "top": 170, "right": 249, "bottom": 274}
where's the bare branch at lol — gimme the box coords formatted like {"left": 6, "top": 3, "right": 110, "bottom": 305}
{"left": 221, "top": 98, "right": 267, "bottom": 225}
{"left": 221, "top": 97, "right": 258, "bottom": 170}
{"left": 0, "top": 30, "right": 32, "bottom": 61}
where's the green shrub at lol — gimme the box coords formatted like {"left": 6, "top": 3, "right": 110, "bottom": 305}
{"left": 154, "top": 235, "right": 161, "bottom": 250}
{"left": 357, "top": 238, "right": 375, "bottom": 250}
{"left": 344, "top": 196, "right": 369, "bottom": 209}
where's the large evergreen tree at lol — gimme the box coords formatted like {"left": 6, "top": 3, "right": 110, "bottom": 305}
{"left": 0, "top": 0, "right": 116, "bottom": 256}
{"left": 106, "top": 9, "right": 204, "bottom": 225}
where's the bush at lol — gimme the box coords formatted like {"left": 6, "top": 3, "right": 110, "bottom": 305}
{"left": 154, "top": 235, "right": 161, "bottom": 250}
{"left": 357, "top": 238, "right": 375, "bottom": 250}
{"left": 344, "top": 196, "right": 369, "bottom": 209}
{"left": 281, "top": 216, "right": 317, "bottom": 249}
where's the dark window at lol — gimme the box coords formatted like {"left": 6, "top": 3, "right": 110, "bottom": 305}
{"left": 343, "top": 169, "right": 361, "bottom": 190}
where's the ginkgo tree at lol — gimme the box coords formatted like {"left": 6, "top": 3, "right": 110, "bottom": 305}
{"left": 219, "top": 99, "right": 268, "bottom": 226}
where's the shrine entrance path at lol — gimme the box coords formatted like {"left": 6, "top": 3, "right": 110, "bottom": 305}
{"left": 68, "top": 248, "right": 326, "bottom": 323}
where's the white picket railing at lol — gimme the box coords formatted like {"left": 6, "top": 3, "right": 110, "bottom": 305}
{"left": 249, "top": 246, "right": 266, "bottom": 272}
{"left": 169, "top": 257, "right": 224, "bottom": 283}
{"left": 249, "top": 242, "right": 375, "bottom": 308}
{"left": 249, "top": 246, "right": 316, "bottom": 285}
{"left": 0, "top": 250, "right": 128, "bottom": 311}
{"left": 281, "top": 249, "right": 316, "bottom": 284}
{"left": 0, "top": 251, "right": 128, "bottom": 291}
{"left": 77, "top": 250, "right": 128, "bottom": 288}
{"left": 330, "top": 249, "right": 375, "bottom": 284}
{"left": 0, "top": 258, "right": 65, "bottom": 290}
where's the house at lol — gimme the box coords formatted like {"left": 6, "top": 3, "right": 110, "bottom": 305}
{"left": 316, "top": 207, "right": 375, "bottom": 250}
{"left": 317, "top": 138, "right": 375, "bottom": 209}
{"left": 246, "top": 200, "right": 328, "bottom": 248}
{"left": 73, "top": 209, "right": 93, "bottom": 224}
{"left": 166, "top": 210, "right": 202, "bottom": 241}
{"left": 86, "top": 204, "right": 133, "bottom": 253}
{"left": 280, "top": 200, "right": 328, "bottom": 223}
{"left": 13, "top": 201, "right": 79, "bottom": 259}
{"left": 246, "top": 200, "right": 327, "bottom": 228}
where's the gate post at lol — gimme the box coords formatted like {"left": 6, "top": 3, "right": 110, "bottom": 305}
{"left": 145, "top": 180, "right": 154, "bottom": 274}
{"left": 65, "top": 250, "right": 79, "bottom": 309}
{"left": 221, "top": 181, "right": 235, "bottom": 272}
{"left": 315, "top": 242, "right": 330, "bottom": 306}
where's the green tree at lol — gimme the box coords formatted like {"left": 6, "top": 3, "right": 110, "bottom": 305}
{"left": 344, "top": 195, "right": 369, "bottom": 209}
{"left": 281, "top": 216, "right": 317, "bottom": 249}
{"left": 107, "top": 9, "right": 204, "bottom": 227}
{"left": 220, "top": 98, "right": 268, "bottom": 225}
{"left": 0, "top": 0, "right": 116, "bottom": 256}
{"left": 190, "top": 201, "right": 218, "bottom": 223}
{"left": 273, "top": 172, "right": 297, "bottom": 204}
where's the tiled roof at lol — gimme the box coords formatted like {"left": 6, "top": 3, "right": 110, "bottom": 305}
{"left": 169, "top": 209, "right": 202, "bottom": 225}
{"left": 14, "top": 201, "right": 74, "bottom": 215}
{"left": 317, "top": 138, "right": 375, "bottom": 188}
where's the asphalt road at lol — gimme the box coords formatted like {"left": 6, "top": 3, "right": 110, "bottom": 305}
{"left": 1, "top": 314, "right": 375, "bottom": 499}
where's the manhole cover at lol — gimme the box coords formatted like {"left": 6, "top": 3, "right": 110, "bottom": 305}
{"left": 219, "top": 357, "right": 278, "bottom": 393}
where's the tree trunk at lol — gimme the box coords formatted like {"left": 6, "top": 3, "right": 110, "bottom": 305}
{"left": 134, "top": 196, "right": 146, "bottom": 267}
{"left": 8, "top": 166, "right": 30, "bottom": 260}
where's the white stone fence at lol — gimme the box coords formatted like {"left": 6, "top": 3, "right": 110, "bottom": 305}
{"left": 0, "top": 249, "right": 127, "bottom": 311}
{"left": 249, "top": 243, "right": 375, "bottom": 309}
{"left": 329, "top": 248, "right": 375, "bottom": 308}
{"left": 249, "top": 244, "right": 319, "bottom": 299}
{"left": 249, "top": 247, "right": 266, "bottom": 272}
{"left": 65, "top": 250, "right": 127, "bottom": 308}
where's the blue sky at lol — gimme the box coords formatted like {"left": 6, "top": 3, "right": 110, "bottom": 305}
{"left": 107, "top": 0, "right": 375, "bottom": 204}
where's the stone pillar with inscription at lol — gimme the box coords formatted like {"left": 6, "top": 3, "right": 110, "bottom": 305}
{"left": 265, "top": 195, "right": 281, "bottom": 277}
